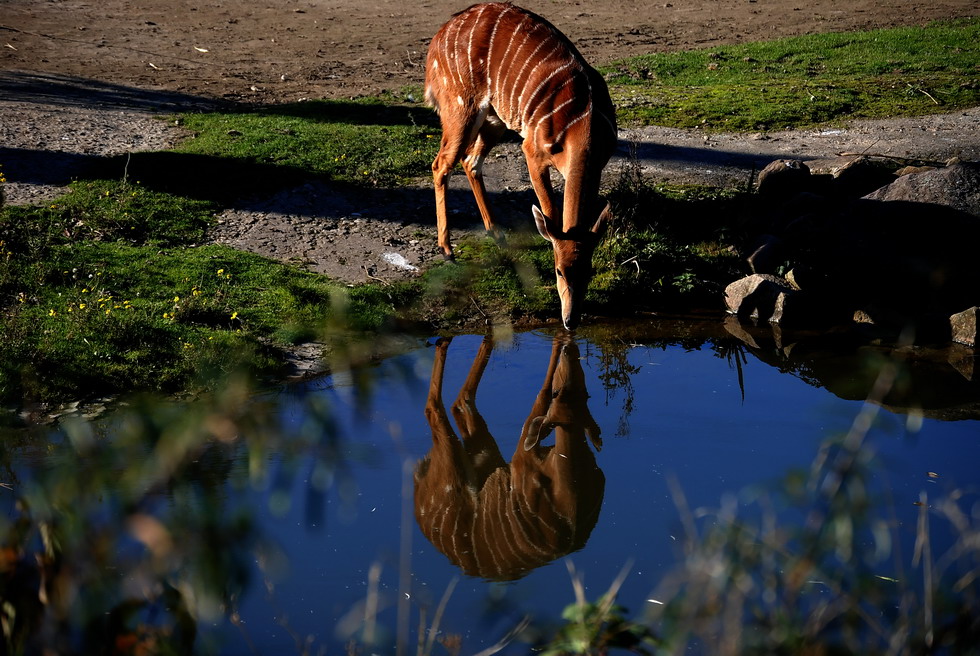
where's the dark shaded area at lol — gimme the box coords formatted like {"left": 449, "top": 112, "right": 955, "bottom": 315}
{"left": 0, "top": 143, "right": 536, "bottom": 235}
{"left": 103, "top": 151, "right": 315, "bottom": 204}
{"left": 828, "top": 199, "right": 980, "bottom": 318}
{"left": 627, "top": 139, "right": 785, "bottom": 178}
{"left": 0, "top": 70, "right": 224, "bottom": 112}
{"left": 728, "top": 319, "right": 980, "bottom": 421}
{"left": 733, "top": 160, "right": 980, "bottom": 344}
{"left": 0, "top": 72, "right": 512, "bottom": 231}
{"left": 584, "top": 316, "right": 980, "bottom": 421}
{"left": 0, "top": 146, "right": 98, "bottom": 188}
{"left": 0, "top": 145, "right": 321, "bottom": 209}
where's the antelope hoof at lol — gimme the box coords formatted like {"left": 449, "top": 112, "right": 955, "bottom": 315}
{"left": 441, "top": 251, "right": 456, "bottom": 263}
{"left": 488, "top": 228, "right": 508, "bottom": 249}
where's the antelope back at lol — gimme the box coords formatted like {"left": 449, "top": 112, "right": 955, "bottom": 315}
{"left": 425, "top": 2, "right": 615, "bottom": 150}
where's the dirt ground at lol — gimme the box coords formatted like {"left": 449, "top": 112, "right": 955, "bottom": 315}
{"left": 2, "top": 0, "right": 980, "bottom": 282}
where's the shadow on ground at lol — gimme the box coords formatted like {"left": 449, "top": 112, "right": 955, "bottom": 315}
{"left": 0, "top": 70, "right": 224, "bottom": 112}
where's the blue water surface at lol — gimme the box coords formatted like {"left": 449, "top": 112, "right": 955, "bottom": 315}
{"left": 212, "top": 329, "right": 980, "bottom": 654}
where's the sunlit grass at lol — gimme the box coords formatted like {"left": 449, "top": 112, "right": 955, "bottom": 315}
{"left": 175, "top": 96, "right": 440, "bottom": 186}
{"left": 0, "top": 180, "right": 415, "bottom": 405}
{"left": 605, "top": 18, "right": 980, "bottom": 130}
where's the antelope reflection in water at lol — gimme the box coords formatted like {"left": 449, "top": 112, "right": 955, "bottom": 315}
{"left": 414, "top": 335, "right": 605, "bottom": 581}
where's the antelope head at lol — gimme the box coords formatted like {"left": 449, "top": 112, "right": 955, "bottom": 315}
{"left": 533, "top": 202, "right": 613, "bottom": 331}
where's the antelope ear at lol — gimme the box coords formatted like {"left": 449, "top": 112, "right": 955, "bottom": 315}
{"left": 591, "top": 201, "right": 613, "bottom": 236}
{"left": 533, "top": 205, "right": 555, "bottom": 242}
{"left": 524, "top": 416, "right": 546, "bottom": 450}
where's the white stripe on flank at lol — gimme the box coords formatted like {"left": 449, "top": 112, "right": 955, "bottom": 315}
{"left": 466, "top": 4, "right": 489, "bottom": 84}
{"left": 522, "top": 59, "right": 575, "bottom": 125}
{"left": 486, "top": 5, "right": 515, "bottom": 88}
{"left": 531, "top": 93, "right": 575, "bottom": 140}
{"left": 516, "top": 52, "right": 563, "bottom": 124}
{"left": 495, "top": 16, "right": 534, "bottom": 125}
{"left": 528, "top": 64, "right": 584, "bottom": 127}
{"left": 508, "top": 28, "right": 552, "bottom": 128}
{"left": 553, "top": 100, "right": 592, "bottom": 146}
{"left": 449, "top": 15, "right": 466, "bottom": 89}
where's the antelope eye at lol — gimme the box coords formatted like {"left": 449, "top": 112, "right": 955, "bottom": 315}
{"left": 555, "top": 268, "right": 564, "bottom": 279}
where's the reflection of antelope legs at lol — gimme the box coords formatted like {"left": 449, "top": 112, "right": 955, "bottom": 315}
{"left": 414, "top": 335, "right": 604, "bottom": 581}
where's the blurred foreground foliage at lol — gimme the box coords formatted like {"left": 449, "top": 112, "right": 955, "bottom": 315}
{"left": 538, "top": 365, "right": 980, "bottom": 656}
{"left": 0, "top": 365, "right": 374, "bottom": 654}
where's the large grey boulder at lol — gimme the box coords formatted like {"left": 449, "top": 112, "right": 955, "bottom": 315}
{"left": 863, "top": 161, "right": 980, "bottom": 218}
{"left": 830, "top": 156, "right": 897, "bottom": 198}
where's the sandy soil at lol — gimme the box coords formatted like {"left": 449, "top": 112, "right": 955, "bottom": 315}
{"left": 2, "top": 0, "right": 979, "bottom": 282}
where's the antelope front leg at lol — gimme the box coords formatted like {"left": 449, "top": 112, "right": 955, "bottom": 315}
{"left": 432, "top": 143, "right": 458, "bottom": 260}
{"left": 522, "top": 140, "right": 558, "bottom": 223}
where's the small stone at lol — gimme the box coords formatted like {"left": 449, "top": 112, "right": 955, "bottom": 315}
{"left": 951, "top": 306, "right": 979, "bottom": 347}
{"left": 757, "top": 159, "right": 812, "bottom": 200}
{"left": 724, "top": 273, "right": 795, "bottom": 320}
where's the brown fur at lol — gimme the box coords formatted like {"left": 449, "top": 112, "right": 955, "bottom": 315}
{"left": 414, "top": 335, "right": 605, "bottom": 581}
{"left": 425, "top": 2, "right": 618, "bottom": 329}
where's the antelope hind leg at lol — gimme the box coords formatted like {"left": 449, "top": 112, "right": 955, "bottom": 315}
{"left": 431, "top": 105, "right": 490, "bottom": 260}
{"left": 461, "top": 116, "right": 508, "bottom": 248}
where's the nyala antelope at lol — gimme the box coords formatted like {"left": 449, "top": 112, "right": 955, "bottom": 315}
{"left": 425, "top": 2, "right": 618, "bottom": 330}
{"left": 414, "top": 335, "right": 605, "bottom": 581}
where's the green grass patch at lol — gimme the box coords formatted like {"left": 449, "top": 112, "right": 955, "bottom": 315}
{"left": 0, "top": 180, "right": 415, "bottom": 406}
{"left": 0, "top": 179, "right": 214, "bottom": 249}
{"left": 174, "top": 97, "right": 440, "bottom": 186}
{"left": 605, "top": 18, "right": 980, "bottom": 130}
